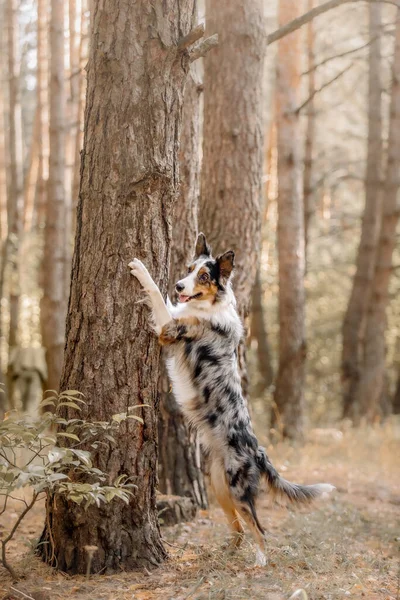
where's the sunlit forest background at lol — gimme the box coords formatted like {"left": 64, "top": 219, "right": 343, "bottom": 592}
{"left": 2, "top": 0, "right": 400, "bottom": 427}
{"left": 0, "top": 0, "right": 399, "bottom": 598}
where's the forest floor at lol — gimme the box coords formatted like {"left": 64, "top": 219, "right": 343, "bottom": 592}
{"left": 0, "top": 421, "right": 399, "bottom": 600}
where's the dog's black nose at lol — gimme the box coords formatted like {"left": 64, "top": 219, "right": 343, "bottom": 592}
{"left": 175, "top": 282, "right": 184, "bottom": 293}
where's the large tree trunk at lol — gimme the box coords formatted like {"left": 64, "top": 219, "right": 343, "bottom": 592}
{"left": 273, "top": 0, "right": 305, "bottom": 440}
{"left": 40, "top": 0, "right": 67, "bottom": 393}
{"left": 341, "top": 4, "right": 383, "bottom": 420}
{"left": 303, "top": 0, "right": 315, "bottom": 261}
{"left": 200, "top": 0, "right": 265, "bottom": 397}
{"left": 354, "top": 11, "right": 400, "bottom": 424}
{"left": 5, "top": 0, "right": 24, "bottom": 407}
{"left": 158, "top": 65, "right": 207, "bottom": 509}
{"left": 40, "top": 0, "right": 199, "bottom": 574}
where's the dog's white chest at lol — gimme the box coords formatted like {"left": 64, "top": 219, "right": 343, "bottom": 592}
{"left": 165, "top": 355, "right": 198, "bottom": 409}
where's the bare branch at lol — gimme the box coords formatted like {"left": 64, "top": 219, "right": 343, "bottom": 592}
{"left": 303, "top": 40, "right": 373, "bottom": 74}
{"left": 178, "top": 24, "right": 205, "bottom": 50}
{"left": 303, "top": 22, "right": 395, "bottom": 74}
{"left": 296, "top": 62, "right": 355, "bottom": 113}
{"left": 267, "top": 0, "right": 400, "bottom": 45}
{"left": 189, "top": 34, "right": 219, "bottom": 62}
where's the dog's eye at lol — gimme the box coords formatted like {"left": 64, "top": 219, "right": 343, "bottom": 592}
{"left": 198, "top": 273, "right": 209, "bottom": 283}
{"left": 187, "top": 265, "right": 194, "bottom": 274}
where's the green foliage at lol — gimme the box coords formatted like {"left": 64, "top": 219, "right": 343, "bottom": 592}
{"left": 0, "top": 391, "right": 144, "bottom": 579}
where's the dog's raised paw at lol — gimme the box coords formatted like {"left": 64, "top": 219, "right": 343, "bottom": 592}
{"left": 128, "top": 258, "right": 155, "bottom": 291}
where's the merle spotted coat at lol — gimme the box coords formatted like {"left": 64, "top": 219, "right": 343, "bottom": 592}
{"left": 129, "top": 233, "right": 333, "bottom": 566}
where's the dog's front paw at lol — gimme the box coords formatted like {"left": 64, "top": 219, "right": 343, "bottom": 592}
{"left": 128, "top": 258, "right": 156, "bottom": 292}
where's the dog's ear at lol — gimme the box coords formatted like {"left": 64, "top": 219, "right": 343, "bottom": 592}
{"left": 195, "top": 232, "right": 211, "bottom": 258}
{"left": 216, "top": 250, "right": 235, "bottom": 280}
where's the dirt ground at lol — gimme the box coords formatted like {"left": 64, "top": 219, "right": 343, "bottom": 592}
{"left": 0, "top": 422, "right": 399, "bottom": 600}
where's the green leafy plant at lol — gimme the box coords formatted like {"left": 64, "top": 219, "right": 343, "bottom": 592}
{"left": 0, "top": 391, "right": 144, "bottom": 580}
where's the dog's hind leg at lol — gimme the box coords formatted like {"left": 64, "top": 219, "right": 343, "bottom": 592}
{"left": 233, "top": 499, "right": 267, "bottom": 567}
{"left": 210, "top": 460, "right": 245, "bottom": 548}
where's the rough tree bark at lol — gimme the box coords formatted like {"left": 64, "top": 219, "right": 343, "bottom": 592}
{"left": 354, "top": 11, "right": 400, "bottom": 423}
{"left": 158, "top": 64, "right": 207, "bottom": 509}
{"left": 40, "top": 0, "right": 67, "bottom": 393}
{"left": 273, "top": 0, "right": 306, "bottom": 440}
{"left": 303, "top": 0, "right": 315, "bottom": 260}
{"left": 40, "top": 0, "right": 204, "bottom": 574}
{"left": 5, "top": 0, "right": 24, "bottom": 406}
{"left": 200, "top": 0, "right": 265, "bottom": 397}
{"left": 341, "top": 3, "right": 383, "bottom": 420}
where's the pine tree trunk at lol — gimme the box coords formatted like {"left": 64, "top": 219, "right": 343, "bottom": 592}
{"left": 158, "top": 65, "right": 207, "bottom": 509}
{"left": 40, "top": 0, "right": 67, "bottom": 393}
{"left": 393, "top": 370, "right": 400, "bottom": 414}
{"left": 23, "top": 106, "right": 40, "bottom": 231}
{"left": 71, "top": 0, "right": 88, "bottom": 233}
{"left": 0, "top": 28, "right": 7, "bottom": 416}
{"left": 303, "top": 0, "right": 315, "bottom": 261}
{"left": 199, "top": 0, "right": 265, "bottom": 395}
{"left": 342, "top": 4, "right": 383, "bottom": 420}
{"left": 40, "top": 0, "right": 198, "bottom": 574}
{"left": 250, "top": 266, "right": 274, "bottom": 393}
{"left": 273, "top": 0, "right": 305, "bottom": 440}
{"left": 6, "top": 0, "right": 24, "bottom": 407}
{"left": 354, "top": 12, "right": 400, "bottom": 424}
{"left": 36, "top": 0, "right": 49, "bottom": 230}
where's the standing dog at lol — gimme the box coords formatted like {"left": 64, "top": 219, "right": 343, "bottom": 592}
{"left": 129, "top": 233, "right": 334, "bottom": 566}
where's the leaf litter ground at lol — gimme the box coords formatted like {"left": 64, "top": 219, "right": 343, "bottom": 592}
{"left": 0, "top": 422, "right": 399, "bottom": 600}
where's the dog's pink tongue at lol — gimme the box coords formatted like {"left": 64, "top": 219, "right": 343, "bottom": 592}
{"left": 179, "top": 294, "right": 190, "bottom": 303}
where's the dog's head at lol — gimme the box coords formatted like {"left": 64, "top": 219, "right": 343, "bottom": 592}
{"left": 175, "top": 233, "right": 235, "bottom": 305}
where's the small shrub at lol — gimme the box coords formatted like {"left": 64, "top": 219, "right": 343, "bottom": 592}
{"left": 0, "top": 390, "right": 143, "bottom": 580}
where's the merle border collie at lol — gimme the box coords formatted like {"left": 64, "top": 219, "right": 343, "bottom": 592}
{"left": 129, "top": 233, "right": 334, "bottom": 566}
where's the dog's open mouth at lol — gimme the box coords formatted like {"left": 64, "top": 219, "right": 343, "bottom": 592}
{"left": 178, "top": 292, "right": 202, "bottom": 303}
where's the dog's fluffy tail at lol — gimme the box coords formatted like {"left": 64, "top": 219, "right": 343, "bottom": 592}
{"left": 257, "top": 447, "right": 335, "bottom": 505}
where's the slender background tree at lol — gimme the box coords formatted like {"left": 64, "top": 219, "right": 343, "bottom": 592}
{"left": 341, "top": 3, "right": 383, "bottom": 420}
{"left": 273, "top": 0, "right": 305, "bottom": 440}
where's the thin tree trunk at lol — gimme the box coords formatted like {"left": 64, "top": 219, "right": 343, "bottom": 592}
{"left": 40, "top": 0, "right": 199, "bottom": 574}
{"left": 355, "top": 11, "right": 400, "bottom": 424}
{"left": 273, "top": 0, "right": 305, "bottom": 440}
{"left": 393, "top": 370, "right": 400, "bottom": 414}
{"left": 40, "top": 0, "right": 67, "bottom": 393}
{"left": 64, "top": 0, "right": 80, "bottom": 292}
{"left": 23, "top": 106, "right": 40, "bottom": 232}
{"left": 5, "top": 0, "right": 24, "bottom": 407}
{"left": 0, "top": 25, "right": 7, "bottom": 416}
{"left": 303, "top": 0, "right": 315, "bottom": 260}
{"left": 250, "top": 266, "right": 274, "bottom": 393}
{"left": 158, "top": 64, "right": 207, "bottom": 509}
{"left": 71, "top": 0, "right": 88, "bottom": 234}
{"left": 342, "top": 4, "right": 383, "bottom": 420}
{"left": 36, "top": 0, "right": 49, "bottom": 230}
{"left": 200, "top": 0, "right": 265, "bottom": 397}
